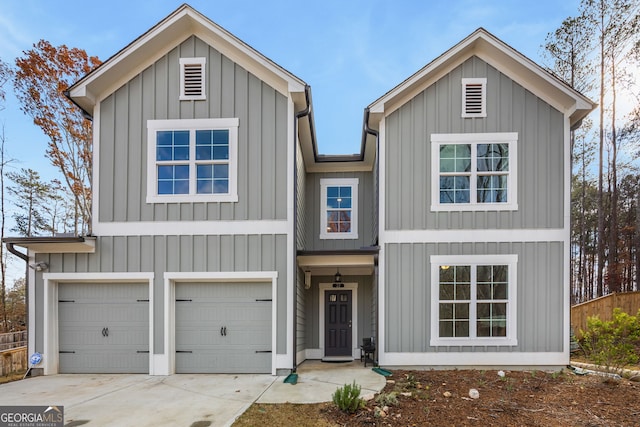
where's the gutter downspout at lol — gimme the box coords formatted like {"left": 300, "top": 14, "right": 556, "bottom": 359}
{"left": 288, "top": 85, "right": 312, "bottom": 381}
{"left": 363, "top": 108, "right": 380, "bottom": 366}
{"left": 5, "top": 242, "right": 30, "bottom": 370}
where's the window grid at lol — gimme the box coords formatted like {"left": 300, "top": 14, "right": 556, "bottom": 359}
{"left": 439, "top": 142, "right": 509, "bottom": 205}
{"left": 437, "top": 264, "right": 509, "bottom": 339}
{"left": 320, "top": 178, "right": 358, "bottom": 239}
{"left": 147, "top": 118, "right": 238, "bottom": 203}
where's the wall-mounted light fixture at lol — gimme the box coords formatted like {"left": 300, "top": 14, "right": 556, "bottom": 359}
{"left": 29, "top": 262, "right": 49, "bottom": 271}
{"left": 304, "top": 271, "right": 312, "bottom": 289}
{"left": 334, "top": 269, "right": 342, "bottom": 284}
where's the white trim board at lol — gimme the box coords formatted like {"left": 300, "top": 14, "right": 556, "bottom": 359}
{"left": 93, "top": 220, "right": 288, "bottom": 236}
{"left": 379, "top": 351, "right": 568, "bottom": 367}
{"left": 381, "top": 228, "right": 566, "bottom": 243}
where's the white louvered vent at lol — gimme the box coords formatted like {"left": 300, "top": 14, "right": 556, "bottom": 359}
{"left": 180, "top": 57, "right": 206, "bottom": 100}
{"left": 461, "top": 78, "right": 487, "bottom": 118}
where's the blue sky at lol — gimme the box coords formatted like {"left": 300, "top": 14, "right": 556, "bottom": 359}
{"left": 0, "top": 0, "right": 582, "bottom": 171}
{"left": 0, "top": 0, "right": 584, "bottom": 281}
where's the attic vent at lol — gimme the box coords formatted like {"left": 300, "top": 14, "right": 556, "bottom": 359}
{"left": 180, "top": 57, "right": 206, "bottom": 100}
{"left": 461, "top": 78, "right": 487, "bottom": 118}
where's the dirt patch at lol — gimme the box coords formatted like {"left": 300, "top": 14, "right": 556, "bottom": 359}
{"left": 234, "top": 368, "right": 640, "bottom": 426}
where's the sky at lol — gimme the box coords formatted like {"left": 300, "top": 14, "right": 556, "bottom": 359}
{"left": 0, "top": 0, "right": 583, "bottom": 278}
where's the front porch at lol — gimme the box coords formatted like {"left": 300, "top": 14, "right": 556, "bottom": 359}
{"left": 296, "top": 249, "right": 379, "bottom": 365}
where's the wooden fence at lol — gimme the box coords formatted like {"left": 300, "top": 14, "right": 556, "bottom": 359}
{"left": 0, "top": 331, "right": 27, "bottom": 351}
{"left": 571, "top": 291, "right": 640, "bottom": 337}
{"left": 1, "top": 347, "right": 27, "bottom": 376}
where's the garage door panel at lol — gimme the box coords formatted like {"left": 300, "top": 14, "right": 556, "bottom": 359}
{"left": 175, "top": 282, "right": 272, "bottom": 374}
{"left": 58, "top": 283, "right": 149, "bottom": 374}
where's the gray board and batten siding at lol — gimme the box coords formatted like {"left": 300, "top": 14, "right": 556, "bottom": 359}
{"left": 35, "top": 234, "right": 288, "bottom": 357}
{"left": 384, "top": 56, "right": 565, "bottom": 231}
{"left": 384, "top": 241, "right": 564, "bottom": 353}
{"left": 99, "top": 35, "right": 289, "bottom": 223}
{"left": 304, "top": 171, "right": 376, "bottom": 251}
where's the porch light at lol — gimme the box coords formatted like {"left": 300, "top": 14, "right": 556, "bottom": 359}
{"left": 334, "top": 269, "right": 342, "bottom": 284}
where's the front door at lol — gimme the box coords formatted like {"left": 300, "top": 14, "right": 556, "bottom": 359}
{"left": 325, "top": 290, "right": 352, "bottom": 357}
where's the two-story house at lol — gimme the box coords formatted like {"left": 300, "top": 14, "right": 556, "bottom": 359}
{"left": 4, "top": 4, "right": 594, "bottom": 376}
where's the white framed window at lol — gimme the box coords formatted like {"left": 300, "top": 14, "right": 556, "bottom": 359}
{"left": 431, "top": 133, "right": 518, "bottom": 212}
{"left": 146, "top": 118, "right": 239, "bottom": 203}
{"left": 430, "top": 254, "right": 518, "bottom": 347}
{"left": 461, "top": 78, "right": 486, "bottom": 118}
{"left": 320, "top": 178, "right": 358, "bottom": 240}
{"left": 179, "top": 57, "right": 206, "bottom": 100}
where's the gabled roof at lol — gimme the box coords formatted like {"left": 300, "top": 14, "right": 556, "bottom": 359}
{"left": 367, "top": 28, "right": 596, "bottom": 129}
{"left": 67, "top": 3, "right": 308, "bottom": 114}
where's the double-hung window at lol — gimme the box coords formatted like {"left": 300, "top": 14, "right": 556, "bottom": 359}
{"left": 431, "top": 133, "right": 517, "bottom": 211}
{"left": 320, "top": 178, "right": 358, "bottom": 239}
{"left": 430, "top": 254, "right": 518, "bottom": 346}
{"left": 147, "top": 118, "right": 239, "bottom": 203}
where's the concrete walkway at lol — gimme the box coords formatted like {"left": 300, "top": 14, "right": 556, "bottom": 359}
{"left": 0, "top": 360, "right": 386, "bottom": 426}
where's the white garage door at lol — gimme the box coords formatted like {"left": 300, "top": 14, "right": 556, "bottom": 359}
{"left": 175, "top": 282, "right": 272, "bottom": 373}
{"left": 58, "top": 283, "right": 149, "bottom": 374}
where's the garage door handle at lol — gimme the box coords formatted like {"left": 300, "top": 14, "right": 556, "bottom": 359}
{"left": 255, "top": 350, "right": 272, "bottom": 353}
{"left": 220, "top": 326, "right": 227, "bottom": 336}
{"left": 137, "top": 350, "right": 149, "bottom": 353}
{"left": 176, "top": 350, "right": 193, "bottom": 353}
{"left": 102, "top": 327, "right": 109, "bottom": 337}
{"left": 59, "top": 351, "right": 76, "bottom": 354}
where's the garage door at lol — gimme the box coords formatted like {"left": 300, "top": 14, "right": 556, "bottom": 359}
{"left": 175, "top": 282, "right": 272, "bottom": 374}
{"left": 58, "top": 283, "right": 149, "bottom": 374}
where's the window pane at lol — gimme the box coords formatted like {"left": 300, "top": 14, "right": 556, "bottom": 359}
{"left": 197, "top": 164, "right": 229, "bottom": 195}
{"left": 157, "top": 164, "right": 190, "bottom": 195}
{"left": 440, "top": 144, "right": 471, "bottom": 172}
{"left": 477, "top": 143, "right": 509, "bottom": 172}
{"left": 196, "top": 130, "right": 229, "bottom": 160}
{"left": 326, "top": 210, "right": 351, "bottom": 233}
{"left": 455, "top": 321, "right": 470, "bottom": 337}
{"left": 477, "top": 283, "right": 491, "bottom": 300}
{"left": 213, "top": 180, "right": 228, "bottom": 194}
{"left": 213, "top": 164, "right": 228, "bottom": 179}
{"left": 440, "top": 284, "right": 454, "bottom": 300}
{"left": 157, "top": 131, "right": 190, "bottom": 161}
{"left": 440, "top": 176, "right": 470, "bottom": 204}
{"left": 477, "top": 175, "right": 507, "bottom": 203}
{"left": 440, "top": 321, "right": 453, "bottom": 337}
{"left": 440, "top": 303, "right": 453, "bottom": 319}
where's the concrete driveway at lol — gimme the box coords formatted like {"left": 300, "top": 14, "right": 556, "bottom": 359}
{"left": 0, "top": 361, "right": 386, "bottom": 426}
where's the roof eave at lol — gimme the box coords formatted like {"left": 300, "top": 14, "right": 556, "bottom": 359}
{"left": 2, "top": 236, "right": 97, "bottom": 254}
{"left": 367, "top": 28, "right": 596, "bottom": 124}
{"left": 68, "top": 4, "right": 306, "bottom": 114}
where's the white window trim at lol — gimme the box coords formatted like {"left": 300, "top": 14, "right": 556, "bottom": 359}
{"left": 461, "top": 77, "right": 487, "bottom": 118}
{"left": 146, "top": 118, "right": 239, "bottom": 204}
{"left": 179, "top": 57, "right": 206, "bottom": 101}
{"left": 430, "top": 254, "right": 518, "bottom": 347}
{"left": 320, "top": 178, "right": 359, "bottom": 240}
{"left": 430, "top": 132, "right": 518, "bottom": 212}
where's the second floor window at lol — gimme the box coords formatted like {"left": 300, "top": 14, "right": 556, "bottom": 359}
{"left": 320, "top": 178, "right": 358, "bottom": 240}
{"left": 431, "top": 133, "right": 518, "bottom": 211}
{"left": 147, "top": 118, "right": 239, "bottom": 203}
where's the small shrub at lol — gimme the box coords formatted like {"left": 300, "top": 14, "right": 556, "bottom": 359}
{"left": 580, "top": 308, "right": 640, "bottom": 372}
{"left": 375, "top": 392, "right": 398, "bottom": 407}
{"left": 332, "top": 381, "right": 365, "bottom": 413}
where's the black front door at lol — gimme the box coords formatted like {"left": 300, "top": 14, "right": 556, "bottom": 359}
{"left": 325, "top": 290, "right": 352, "bottom": 356}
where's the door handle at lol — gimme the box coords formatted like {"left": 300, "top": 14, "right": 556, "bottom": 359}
{"left": 102, "top": 327, "right": 109, "bottom": 337}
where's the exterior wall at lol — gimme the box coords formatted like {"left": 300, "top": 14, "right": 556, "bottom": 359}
{"left": 384, "top": 56, "right": 565, "bottom": 231}
{"left": 32, "top": 234, "right": 288, "bottom": 356}
{"left": 98, "top": 35, "right": 289, "bottom": 224}
{"left": 304, "top": 171, "right": 376, "bottom": 250}
{"left": 383, "top": 242, "right": 564, "bottom": 354}
{"left": 296, "top": 141, "right": 307, "bottom": 250}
